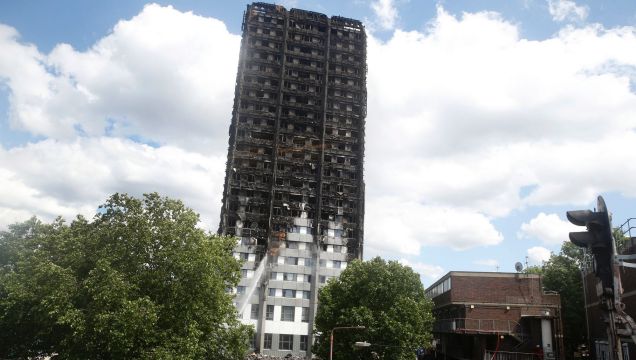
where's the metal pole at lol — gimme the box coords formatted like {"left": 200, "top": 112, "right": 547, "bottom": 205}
{"left": 580, "top": 268, "right": 591, "bottom": 348}
{"left": 609, "top": 211, "right": 623, "bottom": 360}
{"left": 328, "top": 326, "right": 365, "bottom": 360}
{"left": 329, "top": 330, "right": 334, "bottom": 360}
{"left": 607, "top": 303, "right": 620, "bottom": 360}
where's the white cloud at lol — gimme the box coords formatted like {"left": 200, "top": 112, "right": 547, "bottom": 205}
{"left": 364, "top": 7, "right": 636, "bottom": 254}
{"left": 527, "top": 246, "right": 552, "bottom": 265}
{"left": 399, "top": 258, "right": 445, "bottom": 285}
{"left": 365, "top": 197, "right": 503, "bottom": 255}
{"left": 2, "top": 5, "right": 636, "bottom": 265}
{"left": 0, "top": 4, "right": 240, "bottom": 154}
{"left": 518, "top": 212, "right": 580, "bottom": 245}
{"left": 547, "top": 0, "right": 589, "bottom": 22}
{"left": 371, "top": 0, "right": 398, "bottom": 30}
{"left": 0, "top": 5, "right": 235, "bottom": 231}
{"left": 0, "top": 24, "right": 52, "bottom": 134}
{"left": 0, "top": 138, "right": 225, "bottom": 230}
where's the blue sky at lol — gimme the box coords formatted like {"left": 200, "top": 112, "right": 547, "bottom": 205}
{"left": 1, "top": 0, "right": 636, "bottom": 286}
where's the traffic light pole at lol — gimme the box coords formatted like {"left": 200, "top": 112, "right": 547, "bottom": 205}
{"left": 607, "top": 214, "right": 622, "bottom": 360}
{"left": 567, "top": 196, "right": 636, "bottom": 360}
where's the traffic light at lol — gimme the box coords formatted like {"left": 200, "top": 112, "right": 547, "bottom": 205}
{"left": 566, "top": 196, "right": 614, "bottom": 292}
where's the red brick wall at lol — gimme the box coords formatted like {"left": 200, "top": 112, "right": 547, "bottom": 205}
{"left": 431, "top": 273, "right": 561, "bottom": 325}
{"left": 431, "top": 273, "right": 564, "bottom": 360}
{"left": 432, "top": 290, "right": 452, "bottom": 307}
{"left": 450, "top": 274, "right": 554, "bottom": 306}
{"left": 468, "top": 306, "right": 521, "bottom": 322}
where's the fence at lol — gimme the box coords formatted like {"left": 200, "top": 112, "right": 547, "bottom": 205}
{"left": 434, "top": 318, "right": 523, "bottom": 335}
{"left": 484, "top": 350, "right": 539, "bottom": 360}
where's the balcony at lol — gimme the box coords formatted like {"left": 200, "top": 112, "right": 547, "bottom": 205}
{"left": 434, "top": 318, "right": 527, "bottom": 337}
{"left": 485, "top": 350, "right": 541, "bottom": 360}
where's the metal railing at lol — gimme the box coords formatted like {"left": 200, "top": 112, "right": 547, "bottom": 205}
{"left": 617, "top": 218, "right": 636, "bottom": 254}
{"left": 484, "top": 350, "right": 539, "bottom": 360}
{"left": 434, "top": 318, "right": 524, "bottom": 335}
{"left": 619, "top": 218, "right": 636, "bottom": 238}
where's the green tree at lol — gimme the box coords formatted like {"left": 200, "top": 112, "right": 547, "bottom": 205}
{"left": 540, "top": 241, "right": 586, "bottom": 358}
{"left": 0, "top": 193, "right": 252, "bottom": 360}
{"left": 313, "top": 257, "right": 433, "bottom": 360}
{"left": 525, "top": 265, "right": 543, "bottom": 275}
{"left": 613, "top": 227, "right": 630, "bottom": 253}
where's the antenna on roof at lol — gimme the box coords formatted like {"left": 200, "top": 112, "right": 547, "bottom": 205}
{"left": 515, "top": 262, "right": 524, "bottom": 273}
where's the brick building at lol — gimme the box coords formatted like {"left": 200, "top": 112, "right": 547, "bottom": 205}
{"left": 218, "top": 3, "right": 366, "bottom": 358}
{"left": 426, "top": 272, "right": 565, "bottom": 360}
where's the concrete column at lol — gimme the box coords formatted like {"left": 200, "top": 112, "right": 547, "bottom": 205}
{"left": 541, "top": 318, "right": 554, "bottom": 358}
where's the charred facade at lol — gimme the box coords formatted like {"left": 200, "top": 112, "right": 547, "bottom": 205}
{"left": 219, "top": 3, "right": 366, "bottom": 357}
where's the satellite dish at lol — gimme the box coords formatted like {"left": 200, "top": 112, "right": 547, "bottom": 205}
{"left": 515, "top": 262, "right": 524, "bottom": 272}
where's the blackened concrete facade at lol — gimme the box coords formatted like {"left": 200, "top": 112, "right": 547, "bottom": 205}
{"left": 219, "top": 3, "right": 366, "bottom": 358}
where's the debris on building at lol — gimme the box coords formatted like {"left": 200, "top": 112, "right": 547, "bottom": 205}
{"left": 218, "top": 2, "right": 366, "bottom": 358}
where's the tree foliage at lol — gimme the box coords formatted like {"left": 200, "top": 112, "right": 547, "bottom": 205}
{"left": 313, "top": 257, "right": 433, "bottom": 360}
{"left": 613, "top": 227, "right": 630, "bottom": 252}
{"left": 0, "top": 193, "right": 252, "bottom": 360}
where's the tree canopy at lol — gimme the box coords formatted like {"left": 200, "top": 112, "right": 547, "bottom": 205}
{"left": 538, "top": 241, "right": 586, "bottom": 358}
{"left": 0, "top": 193, "right": 252, "bottom": 360}
{"left": 313, "top": 257, "right": 433, "bottom": 360}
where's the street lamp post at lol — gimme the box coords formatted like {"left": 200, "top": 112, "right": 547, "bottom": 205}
{"left": 329, "top": 325, "right": 365, "bottom": 360}
{"left": 354, "top": 341, "right": 371, "bottom": 348}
